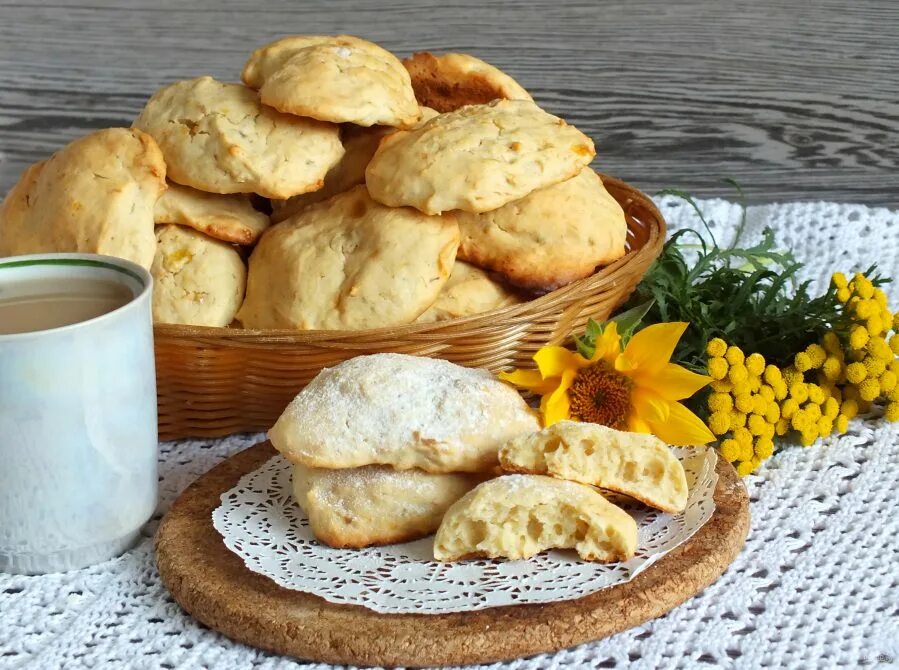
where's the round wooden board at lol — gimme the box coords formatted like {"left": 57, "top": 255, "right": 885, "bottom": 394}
{"left": 156, "top": 442, "right": 750, "bottom": 668}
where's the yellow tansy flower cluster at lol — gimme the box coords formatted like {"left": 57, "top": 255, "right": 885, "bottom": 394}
{"left": 706, "top": 339, "right": 788, "bottom": 475}
{"left": 707, "top": 271, "right": 898, "bottom": 476}
{"left": 833, "top": 272, "right": 899, "bottom": 421}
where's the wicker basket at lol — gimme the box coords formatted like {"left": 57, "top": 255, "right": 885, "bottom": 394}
{"left": 154, "top": 174, "right": 665, "bottom": 440}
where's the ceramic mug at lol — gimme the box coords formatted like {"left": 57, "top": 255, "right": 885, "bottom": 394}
{"left": 0, "top": 254, "right": 158, "bottom": 574}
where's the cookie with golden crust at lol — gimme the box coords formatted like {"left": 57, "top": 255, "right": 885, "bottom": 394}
{"left": 269, "top": 353, "right": 540, "bottom": 473}
{"left": 0, "top": 161, "right": 47, "bottom": 258}
{"left": 499, "top": 421, "right": 689, "bottom": 513}
{"left": 270, "top": 107, "right": 440, "bottom": 223}
{"left": 292, "top": 463, "right": 482, "bottom": 548}
{"left": 269, "top": 125, "right": 393, "bottom": 223}
{"left": 242, "top": 35, "right": 420, "bottom": 128}
{"left": 433, "top": 474, "right": 638, "bottom": 562}
{"left": 403, "top": 51, "right": 532, "bottom": 112}
{"left": 134, "top": 76, "right": 343, "bottom": 199}
{"left": 416, "top": 261, "right": 522, "bottom": 323}
{"left": 236, "top": 186, "right": 459, "bottom": 330}
{"left": 151, "top": 224, "right": 246, "bottom": 327}
{"left": 154, "top": 182, "right": 270, "bottom": 245}
{"left": 0, "top": 128, "right": 165, "bottom": 269}
{"left": 365, "top": 99, "right": 595, "bottom": 214}
{"left": 457, "top": 170, "right": 627, "bottom": 291}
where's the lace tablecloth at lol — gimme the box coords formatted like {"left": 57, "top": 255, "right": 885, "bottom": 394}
{"left": 2, "top": 198, "right": 898, "bottom": 670}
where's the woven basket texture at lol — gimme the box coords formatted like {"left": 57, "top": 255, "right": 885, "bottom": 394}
{"left": 154, "top": 175, "right": 665, "bottom": 439}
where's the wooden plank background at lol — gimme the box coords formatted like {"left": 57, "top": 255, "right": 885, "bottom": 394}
{"left": 0, "top": 0, "right": 897, "bottom": 205}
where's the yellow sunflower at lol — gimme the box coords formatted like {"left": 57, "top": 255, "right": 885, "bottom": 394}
{"left": 500, "top": 321, "right": 715, "bottom": 445}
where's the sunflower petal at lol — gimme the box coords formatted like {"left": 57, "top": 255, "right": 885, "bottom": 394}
{"left": 617, "top": 322, "right": 689, "bottom": 374}
{"left": 590, "top": 321, "right": 622, "bottom": 365}
{"left": 534, "top": 346, "right": 586, "bottom": 379}
{"left": 543, "top": 369, "right": 576, "bottom": 426}
{"left": 627, "top": 413, "right": 652, "bottom": 434}
{"left": 635, "top": 362, "right": 713, "bottom": 401}
{"left": 539, "top": 391, "right": 551, "bottom": 417}
{"left": 499, "top": 368, "right": 557, "bottom": 394}
{"left": 646, "top": 401, "right": 715, "bottom": 445}
{"left": 631, "top": 387, "right": 671, "bottom": 424}
{"left": 533, "top": 379, "right": 562, "bottom": 395}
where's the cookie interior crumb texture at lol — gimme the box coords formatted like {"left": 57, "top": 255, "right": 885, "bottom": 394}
{"left": 500, "top": 421, "right": 689, "bottom": 513}
{"left": 433, "top": 474, "right": 638, "bottom": 562}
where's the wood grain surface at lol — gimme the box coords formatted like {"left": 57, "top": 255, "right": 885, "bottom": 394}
{"left": 0, "top": 0, "right": 897, "bottom": 206}
{"left": 155, "top": 441, "right": 750, "bottom": 668}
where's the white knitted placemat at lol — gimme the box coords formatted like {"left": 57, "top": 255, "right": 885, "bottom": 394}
{"left": 1, "top": 198, "right": 898, "bottom": 669}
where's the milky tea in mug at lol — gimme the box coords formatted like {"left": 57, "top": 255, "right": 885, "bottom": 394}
{"left": 0, "top": 254, "right": 158, "bottom": 574}
{"left": 0, "top": 277, "right": 132, "bottom": 334}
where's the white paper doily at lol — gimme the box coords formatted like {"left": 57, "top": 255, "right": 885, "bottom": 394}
{"left": 211, "top": 447, "right": 718, "bottom": 614}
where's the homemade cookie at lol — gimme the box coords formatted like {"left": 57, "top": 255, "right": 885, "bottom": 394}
{"left": 0, "top": 161, "right": 48, "bottom": 258}
{"left": 416, "top": 261, "right": 522, "bottom": 323}
{"left": 499, "top": 421, "right": 689, "bottom": 513}
{"left": 134, "top": 76, "right": 344, "bottom": 199}
{"left": 433, "top": 474, "right": 638, "bottom": 562}
{"left": 271, "top": 107, "right": 440, "bottom": 223}
{"left": 403, "top": 51, "right": 532, "bottom": 112}
{"left": 151, "top": 225, "right": 246, "bottom": 327}
{"left": 457, "top": 169, "right": 627, "bottom": 291}
{"left": 155, "top": 182, "right": 270, "bottom": 245}
{"left": 242, "top": 35, "right": 420, "bottom": 128}
{"left": 236, "top": 186, "right": 459, "bottom": 330}
{"left": 0, "top": 128, "right": 165, "bottom": 268}
{"left": 269, "top": 353, "right": 540, "bottom": 473}
{"left": 292, "top": 463, "right": 482, "bottom": 548}
{"left": 269, "top": 125, "right": 393, "bottom": 223}
{"left": 365, "top": 99, "right": 595, "bottom": 214}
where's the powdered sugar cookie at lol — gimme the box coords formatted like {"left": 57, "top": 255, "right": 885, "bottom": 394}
{"left": 269, "top": 353, "right": 539, "bottom": 473}
{"left": 292, "top": 463, "right": 481, "bottom": 548}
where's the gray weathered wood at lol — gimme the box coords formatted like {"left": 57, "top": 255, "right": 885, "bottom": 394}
{"left": 1, "top": 0, "right": 897, "bottom": 205}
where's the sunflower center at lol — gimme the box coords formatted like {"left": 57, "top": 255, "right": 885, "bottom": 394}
{"left": 568, "top": 362, "right": 633, "bottom": 429}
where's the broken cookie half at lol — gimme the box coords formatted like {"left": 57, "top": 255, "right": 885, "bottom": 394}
{"left": 433, "top": 474, "right": 637, "bottom": 562}
{"left": 499, "top": 421, "right": 689, "bottom": 514}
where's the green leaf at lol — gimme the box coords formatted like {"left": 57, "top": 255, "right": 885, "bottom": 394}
{"left": 573, "top": 318, "right": 603, "bottom": 359}
{"left": 656, "top": 189, "right": 718, "bottom": 249}
{"left": 584, "top": 318, "right": 603, "bottom": 340}
{"left": 610, "top": 300, "right": 655, "bottom": 347}
{"left": 610, "top": 300, "right": 654, "bottom": 334}
{"left": 721, "top": 178, "right": 747, "bottom": 248}
{"left": 621, "top": 183, "right": 849, "bottom": 392}
{"left": 573, "top": 334, "right": 594, "bottom": 359}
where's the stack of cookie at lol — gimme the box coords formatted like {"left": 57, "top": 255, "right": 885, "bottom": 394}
{"left": 0, "top": 36, "right": 629, "bottom": 330}
{"left": 269, "top": 353, "right": 691, "bottom": 564}
{"left": 268, "top": 353, "right": 540, "bottom": 548}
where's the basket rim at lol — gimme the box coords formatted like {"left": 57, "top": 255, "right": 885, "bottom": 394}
{"left": 154, "top": 174, "right": 664, "bottom": 343}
